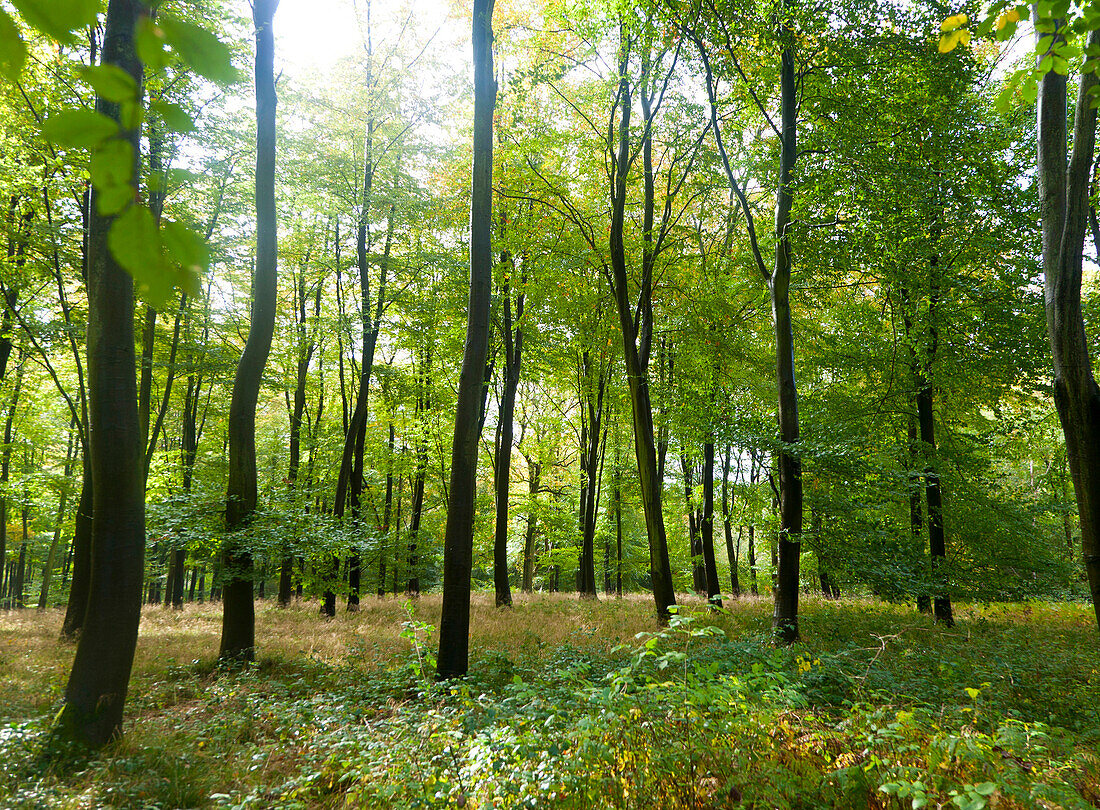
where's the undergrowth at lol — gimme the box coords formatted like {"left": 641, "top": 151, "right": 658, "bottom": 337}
{"left": 0, "top": 595, "right": 1098, "bottom": 808}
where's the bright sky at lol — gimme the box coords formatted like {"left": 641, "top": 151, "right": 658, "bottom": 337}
{"left": 262, "top": 0, "right": 462, "bottom": 75}
{"left": 272, "top": 0, "right": 364, "bottom": 72}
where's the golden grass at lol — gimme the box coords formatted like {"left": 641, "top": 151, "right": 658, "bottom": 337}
{"left": 0, "top": 591, "right": 776, "bottom": 723}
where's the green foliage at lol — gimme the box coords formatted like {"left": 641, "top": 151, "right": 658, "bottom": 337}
{"left": 8, "top": 0, "right": 98, "bottom": 45}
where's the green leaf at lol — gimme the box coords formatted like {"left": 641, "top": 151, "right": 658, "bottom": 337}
{"left": 1021, "top": 77, "right": 1038, "bottom": 104}
{"left": 109, "top": 204, "right": 173, "bottom": 309}
{"left": 912, "top": 798, "right": 928, "bottom": 809}
{"left": 78, "top": 64, "right": 137, "bottom": 102}
{"left": 150, "top": 100, "right": 195, "bottom": 133}
{"left": 0, "top": 10, "right": 27, "bottom": 80}
{"left": 159, "top": 16, "right": 235, "bottom": 85}
{"left": 1036, "top": 35, "right": 1054, "bottom": 54}
{"left": 161, "top": 220, "right": 208, "bottom": 288}
{"left": 119, "top": 99, "right": 143, "bottom": 130}
{"left": 135, "top": 16, "right": 168, "bottom": 71}
{"left": 95, "top": 184, "right": 133, "bottom": 216}
{"left": 9, "top": 0, "right": 99, "bottom": 45}
{"left": 42, "top": 108, "right": 118, "bottom": 147}
{"left": 974, "top": 783, "right": 997, "bottom": 796}
{"left": 89, "top": 139, "right": 133, "bottom": 190}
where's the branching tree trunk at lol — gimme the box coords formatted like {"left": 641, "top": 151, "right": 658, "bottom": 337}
{"left": 220, "top": 0, "right": 280, "bottom": 663}
{"left": 607, "top": 31, "right": 676, "bottom": 623}
{"left": 1036, "top": 27, "right": 1100, "bottom": 631}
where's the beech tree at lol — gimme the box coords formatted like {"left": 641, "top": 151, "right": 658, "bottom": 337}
{"left": 52, "top": 0, "right": 146, "bottom": 747}
{"left": 1035, "top": 20, "right": 1100, "bottom": 630}
{"left": 437, "top": 0, "right": 496, "bottom": 679}
{"left": 220, "top": 0, "right": 280, "bottom": 662}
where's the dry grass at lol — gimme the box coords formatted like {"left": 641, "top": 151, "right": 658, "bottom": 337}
{"left": 0, "top": 591, "right": 768, "bottom": 725}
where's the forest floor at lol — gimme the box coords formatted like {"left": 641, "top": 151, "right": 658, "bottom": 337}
{"left": 1, "top": 593, "right": 1098, "bottom": 809}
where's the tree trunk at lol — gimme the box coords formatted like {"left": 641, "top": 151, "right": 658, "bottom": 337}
{"left": 701, "top": 440, "right": 722, "bottom": 607}
{"left": 220, "top": 0, "right": 279, "bottom": 663}
{"left": 607, "top": 45, "right": 675, "bottom": 623}
{"left": 52, "top": 0, "right": 146, "bottom": 748}
{"left": 378, "top": 421, "right": 394, "bottom": 597}
{"left": 769, "top": 38, "right": 802, "bottom": 643}
{"left": 915, "top": 279, "right": 953, "bottom": 626}
{"left": 721, "top": 446, "right": 740, "bottom": 597}
{"left": 1036, "top": 27, "right": 1100, "bottom": 631}
{"left": 681, "top": 453, "right": 705, "bottom": 594}
{"left": 0, "top": 355, "right": 23, "bottom": 608}
{"left": 522, "top": 455, "right": 540, "bottom": 592}
{"left": 493, "top": 260, "right": 523, "bottom": 608}
{"left": 578, "top": 350, "right": 605, "bottom": 600}
{"left": 407, "top": 350, "right": 431, "bottom": 597}
{"left": 437, "top": 0, "right": 496, "bottom": 679}
{"left": 38, "top": 420, "right": 76, "bottom": 608}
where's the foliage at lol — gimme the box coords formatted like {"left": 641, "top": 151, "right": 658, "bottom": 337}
{"left": 1, "top": 597, "right": 1098, "bottom": 808}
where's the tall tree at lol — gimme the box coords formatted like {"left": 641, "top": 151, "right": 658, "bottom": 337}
{"left": 690, "top": 3, "right": 802, "bottom": 641}
{"left": 220, "top": 0, "right": 280, "bottom": 662}
{"left": 52, "top": 0, "right": 146, "bottom": 747}
{"left": 1037, "top": 24, "right": 1100, "bottom": 630}
{"left": 437, "top": 0, "right": 496, "bottom": 679}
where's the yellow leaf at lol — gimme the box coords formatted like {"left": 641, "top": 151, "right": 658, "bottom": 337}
{"left": 995, "top": 8, "right": 1020, "bottom": 30}
{"left": 938, "top": 31, "right": 961, "bottom": 52}
{"left": 941, "top": 13, "right": 968, "bottom": 32}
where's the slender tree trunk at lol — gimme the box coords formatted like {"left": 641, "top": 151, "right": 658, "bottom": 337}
{"left": 378, "top": 421, "right": 394, "bottom": 597}
{"left": 701, "top": 440, "right": 722, "bottom": 606}
{"left": 681, "top": 453, "right": 705, "bottom": 594}
{"left": 52, "top": 0, "right": 146, "bottom": 748}
{"left": 721, "top": 446, "right": 740, "bottom": 597}
{"left": 437, "top": 0, "right": 496, "bottom": 679}
{"left": 407, "top": 352, "right": 431, "bottom": 597}
{"left": 38, "top": 421, "right": 78, "bottom": 609}
{"left": 578, "top": 351, "right": 605, "bottom": 600}
{"left": 220, "top": 0, "right": 280, "bottom": 663}
{"left": 493, "top": 262, "right": 523, "bottom": 608}
{"left": 39, "top": 422, "right": 76, "bottom": 608}
{"left": 769, "top": 36, "right": 802, "bottom": 643}
{"left": 0, "top": 355, "right": 23, "bottom": 608}
{"left": 522, "top": 455, "right": 540, "bottom": 592}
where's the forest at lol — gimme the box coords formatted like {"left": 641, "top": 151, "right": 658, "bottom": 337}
{"left": 0, "top": 0, "right": 1099, "bottom": 807}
